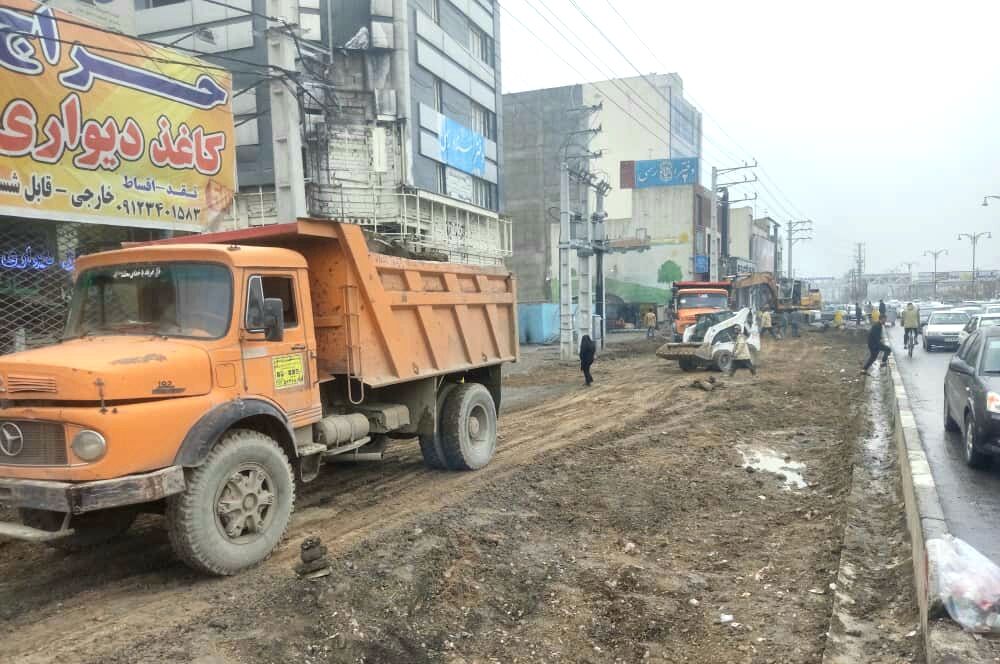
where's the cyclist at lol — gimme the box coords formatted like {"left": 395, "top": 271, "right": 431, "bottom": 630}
{"left": 902, "top": 302, "right": 920, "bottom": 348}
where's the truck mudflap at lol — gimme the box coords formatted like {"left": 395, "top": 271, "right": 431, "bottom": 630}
{"left": 0, "top": 466, "right": 186, "bottom": 515}
{"left": 0, "top": 519, "right": 75, "bottom": 543}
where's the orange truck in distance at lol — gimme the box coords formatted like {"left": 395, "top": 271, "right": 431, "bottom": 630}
{"left": 670, "top": 281, "right": 733, "bottom": 341}
{"left": 0, "top": 220, "right": 517, "bottom": 574}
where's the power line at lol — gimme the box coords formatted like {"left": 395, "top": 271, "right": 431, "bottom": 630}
{"left": 523, "top": 1, "right": 683, "bottom": 151}
{"left": 595, "top": 0, "right": 814, "bottom": 221}
{"left": 497, "top": 3, "right": 669, "bottom": 151}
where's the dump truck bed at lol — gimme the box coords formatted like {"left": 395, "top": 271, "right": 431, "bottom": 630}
{"left": 146, "top": 219, "right": 518, "bottom": 388}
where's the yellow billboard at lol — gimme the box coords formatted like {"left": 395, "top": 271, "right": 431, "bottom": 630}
{"left": 0, "top": 0, "right": 235, "bottom": 231}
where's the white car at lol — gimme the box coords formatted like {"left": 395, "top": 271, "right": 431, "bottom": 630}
{"left": 959, "top": 313, "right": 1000, "bottom": 344}
{"left": 924, "top": 310, "right": 971, "bottom": 352}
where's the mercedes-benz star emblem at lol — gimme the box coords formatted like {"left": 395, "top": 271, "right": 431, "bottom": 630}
{"left": 0, "top": 423, "right": 24, "bottom": 457}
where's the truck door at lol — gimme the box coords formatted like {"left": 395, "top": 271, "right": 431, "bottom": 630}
{"left": 242, "top": 272, "right": 316, "bottom": 416}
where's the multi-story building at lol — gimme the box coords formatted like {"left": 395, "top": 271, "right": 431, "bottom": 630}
{"left": 502, "top": 74, "right": 703, "bottom": 304}
{"left": 134, "top": 0, "right": 509, "bottom": 264}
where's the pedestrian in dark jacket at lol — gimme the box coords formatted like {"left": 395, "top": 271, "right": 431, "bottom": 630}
{"left": 861, "top": 319, "right": 891, "bottom": 374}
{"left": 579, "top": 334, "right": 595, "bottom": 386}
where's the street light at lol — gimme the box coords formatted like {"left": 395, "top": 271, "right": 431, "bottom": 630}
{"left": 957, "top": 232, "right": 992, "bottom": 299}
{"left": 982, "top": 195, "right": 1000, "bottom": 207}
{"left": 924, "top": 249, "right": 947, "bottom": 300}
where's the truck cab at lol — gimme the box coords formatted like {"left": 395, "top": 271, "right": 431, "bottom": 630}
{"left": 670, "top": 281, "right": 733, "bottom": 341}
{"left": 0, "top": 220, "right": 517, "bottom": 574}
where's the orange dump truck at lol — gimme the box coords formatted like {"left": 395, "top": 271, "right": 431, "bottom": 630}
{"left": 670, "top": 280, "right": 733, "bottom": 341}
{"left": 0, "top": 220, "right": 517, "bottom": 574}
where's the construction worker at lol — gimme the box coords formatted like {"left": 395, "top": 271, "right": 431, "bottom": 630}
{"left": 871, "top": 307, "right": 880, "bottom": 324}
{"left": 833, "top": 308, "right": 844, "bottom": 330}
{"left": 644, "top": 309, "right": 657, "bottom": 339}
{"left": 729, "top": 326, "right": 757, "bottom": 376}
{"left": 760, "top": 309, "right": 777, "bottom": 339}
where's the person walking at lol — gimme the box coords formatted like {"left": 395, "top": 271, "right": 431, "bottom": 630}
{"left": 644, "top": 310, "right": 657, "bottom": 339}
{"left": 729, "top": 326, "right": 757, "bottom": 376}
{"left": 861, "top": 318, "right": 891, "bottom": 374}
{"left": 833, "top": 308, "right": 844, "bottom": 330}
{"left": 878, "top": 299, "right": 887, "bottom": 321}
{"left": 761, "top": 309, "right": 777, "bottom": 339}
{"left": 579, "top": 334, "right": 596, "bottom": 386}
{"left": 855, "top": 302, "right": 863, "bottom": 327}
{"left": 871, "top": 307, "right": 880, "bottom": 324}
{"left": 790, "top": 310, "right": 801, "bottom": 337}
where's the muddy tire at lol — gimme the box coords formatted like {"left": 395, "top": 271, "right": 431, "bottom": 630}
{"left": 166, "top": 429, "right": 295, "bottom": 575}
{"left": 419, "top": 383, "right": 458, "bottom": 470}
{"left": 944, "top": 395, "right": 960, "bottom": 432}
{"left": 20, "top": 506, "right": 137, "bottom": 552}
{"left": 678, "top": 357, "right": 698, "bottom": 372}
{"left": 713, "top": 350, "right": 734, "bottom": 374}
{"left": 439, "top": 383, "right": 497, "bottom": 471}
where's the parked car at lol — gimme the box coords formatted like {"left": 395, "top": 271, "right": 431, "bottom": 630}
{"left": 943, "top": 327, "right": 1000, "bottom": 467}
{"left": 959, "top": 314, "right": 1000, "bottom": 345}
{"left": 924, "top": 310, "right": 971, "bottom": 351}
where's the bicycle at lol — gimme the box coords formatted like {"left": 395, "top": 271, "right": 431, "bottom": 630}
{"left": 904, "top": 328, "right": 917, "bottom": 358}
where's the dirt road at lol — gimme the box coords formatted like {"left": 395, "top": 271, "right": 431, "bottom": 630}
{"left": 0, "top": 333, "right": 914, "bottom": 663}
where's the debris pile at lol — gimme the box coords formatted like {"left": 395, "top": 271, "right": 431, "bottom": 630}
{"left": 295, "top": 536, "right": 332, "bottom": 579}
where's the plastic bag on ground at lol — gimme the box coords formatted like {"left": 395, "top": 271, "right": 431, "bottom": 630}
{"left": 927, "top": 534, "right": 1000, "bottom": 632}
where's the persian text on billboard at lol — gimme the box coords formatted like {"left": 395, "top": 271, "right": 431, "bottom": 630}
{"left": 634, "top": 158, "right": 699, "bottom": 188}
{"left": 0, "top": 0, "right": 235, "bottom": 231}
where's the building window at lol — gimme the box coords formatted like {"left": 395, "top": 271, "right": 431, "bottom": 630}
{"left": 432, "top": 78, "right": 443, "bottom": 112}
{"left": 472, "top": 178, "right": 495, "bottom": 209}
{"left": 150, "top": 0, "right": 186, "bottom": 8}
{"left": 472, "top": 103, "right": 495, "bottom": 140}
{"left": 468, "top": 24, "right": 493, "bottom": 65}
{"left": 437, "top": 164, "right": 447, "bottom": 195}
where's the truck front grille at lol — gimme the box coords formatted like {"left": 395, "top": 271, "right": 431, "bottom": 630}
{"left": 0, "top": 421, "right": 67, "bottom": 466}
{"left": 6, "top": 375, "right": 58, "bottom": 393}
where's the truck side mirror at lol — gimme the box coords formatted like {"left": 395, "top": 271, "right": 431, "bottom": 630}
{"left": 262, "top": 298, "right": 285, "bottom": 342}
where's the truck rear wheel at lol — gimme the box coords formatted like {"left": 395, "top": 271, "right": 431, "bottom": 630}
{"left": 419, "top": 383, "right": 458, "bottom": 470}
{"left": 166, "top": 429, "right": 295, "bottom": 575}
{"left": 19, "top": 506, "right": 137, "bottom": 552}
{"left": 440, "top": 383, "right": 497, "bottom": 470}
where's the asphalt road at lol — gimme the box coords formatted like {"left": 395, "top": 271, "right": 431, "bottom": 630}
{"left": 888, "top": 326, "right": 1000, "bottom": 564}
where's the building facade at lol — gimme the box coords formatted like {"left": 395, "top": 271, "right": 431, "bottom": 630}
{"left": 135, "top": 0, "right": 510, "bottom": 264}
{"left": 502, "top": 74, "right": 703, "bottom": 304}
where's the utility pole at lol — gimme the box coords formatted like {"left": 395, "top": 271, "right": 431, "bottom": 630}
{"left": 924, "top": 249, "right": 947, "bottom": 300}
{"left": 957, "top": 232, "right": 992, "bottom": 299}
{"left": 267, "top": 0, "right": 307, "bottom": 221}
{"left": 559, "top": 162, "right": 573, "bottom": 360}
{"left": 593, "top": 185, "right": 608, "bottom": 348}
{"left": 901, "top": 261, "right": 918, "bottom": 300}
{"left": 786, "top": 219, "right": 813, "bottom": 280}
{"left": 712, "top": 161, "right": 757, "bottom": 280}
{"left": 853, "top": 243, "right": 866, "bottom": 302}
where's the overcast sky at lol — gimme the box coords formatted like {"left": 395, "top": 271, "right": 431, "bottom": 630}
{"left": 498, "top": 0, "right": 1000, "bottom": 277}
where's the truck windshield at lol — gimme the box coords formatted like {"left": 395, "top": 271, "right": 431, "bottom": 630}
{"left": 678, "top": 293, "right": 728, "bottom": 309}
{"left": 64, "top": 262, "right": 233, "bottom": 340}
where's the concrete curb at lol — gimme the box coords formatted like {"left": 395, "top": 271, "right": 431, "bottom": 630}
{"left": 885, "top": 356, "right": 996, "bottom": 662}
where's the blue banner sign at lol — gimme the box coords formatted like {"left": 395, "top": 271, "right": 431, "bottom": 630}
{"left": 634, "top": 157, "right": 699, "bottom": 188}
{"left": 439, "top": 116, "right": 486, "bottom": 178}
{"left": 694, "top": 254, "right": 709, "bottom": 274}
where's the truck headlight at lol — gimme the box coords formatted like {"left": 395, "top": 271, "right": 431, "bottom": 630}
{"left": 72, "top": 430, "right": 107, "bottom": 462}
{"left": 988, "top": 393, "right": 1000, "bottom": 415}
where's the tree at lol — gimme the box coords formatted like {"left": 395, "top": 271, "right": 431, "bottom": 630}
{"left": 657, "top": 260, "right": 683, "bottom": 285}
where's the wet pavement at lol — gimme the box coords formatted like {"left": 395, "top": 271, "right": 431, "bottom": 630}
{"left": 888, "top": 326, "right": 1000, "bottom": 565}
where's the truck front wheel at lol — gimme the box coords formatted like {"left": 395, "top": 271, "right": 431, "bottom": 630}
{"left": 440, "top": 383, "right": 497, "bottom": 470}
{"left": 20, "top": 506, "right": 137, "bottom": 552}
{"left": 166, "top": 429, "right": 295, "bottom": 575}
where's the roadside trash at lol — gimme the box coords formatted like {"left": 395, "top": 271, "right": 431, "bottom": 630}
{"left": 690, "top": 379, "right": 723, "bottom": 392}
{"left": 296, "top": 536, "right": 332, "bottom": 579}
{"left": 689, "top": 598, "right": 700, "bottom": 606}
{"left": 623, "top": 541, "right": 637, "bottom": 555}
{"left": 718, "top": 613, "right": 734, "bottom": 624}
{"left": 928, "top": 535, "right": 1000, "bottom": 632}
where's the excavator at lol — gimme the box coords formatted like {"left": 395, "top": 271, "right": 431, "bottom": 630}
{"left": 730, "top": 273, "right": 821, "bottom": 313}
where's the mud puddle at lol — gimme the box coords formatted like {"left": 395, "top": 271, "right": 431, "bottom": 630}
{"left": 740, "top": 447, "right": 808, "bottom": 489}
